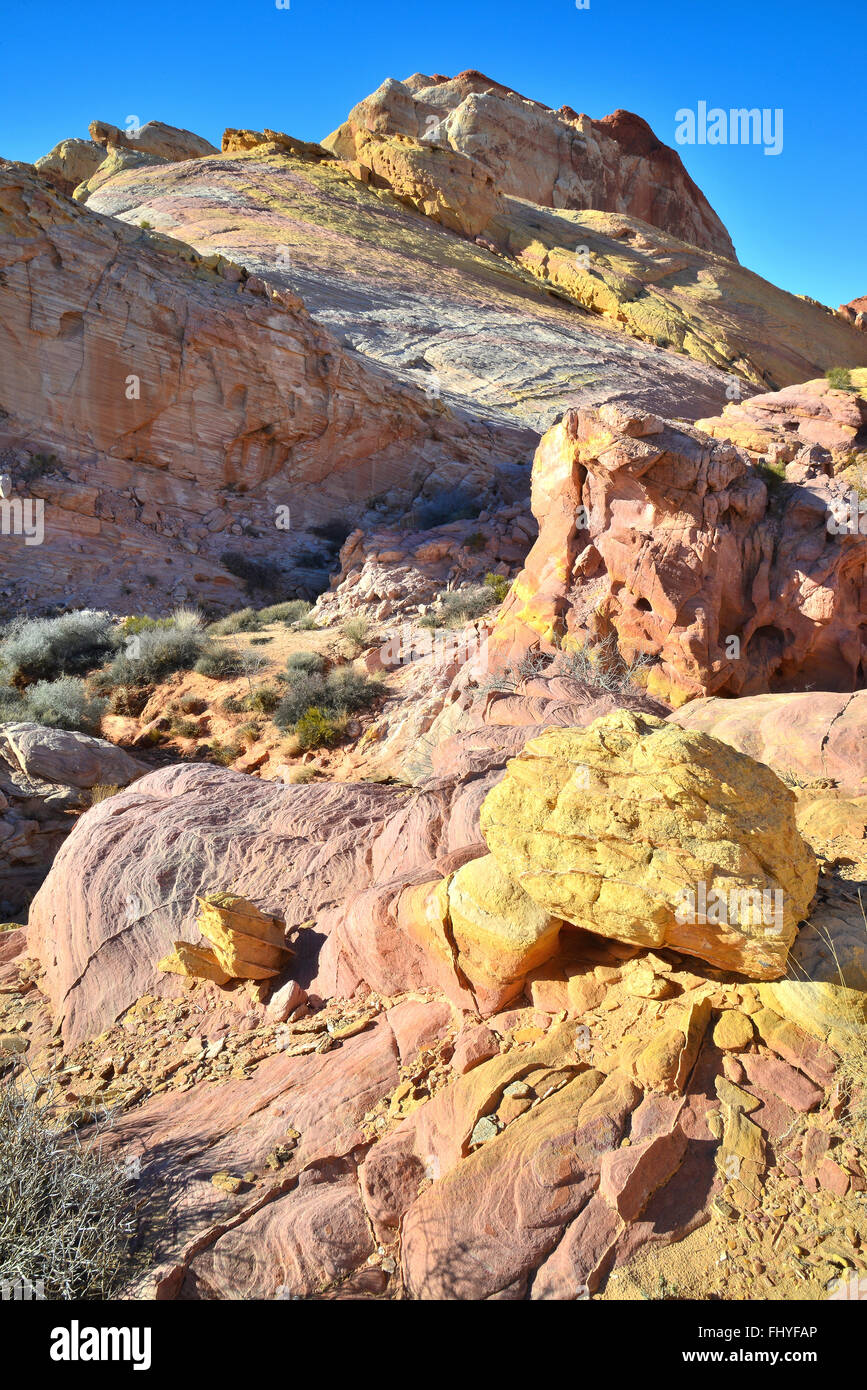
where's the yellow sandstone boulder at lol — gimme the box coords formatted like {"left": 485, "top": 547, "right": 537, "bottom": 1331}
{"left": 479, "top": 711, "right": 818, "bottom": 980}
{"left": 196, "top": 891, "right": 291, "bottom": 981}
{"left": 446, "top": 854, "right": 562, "bottom": 998}
{"left": 157, "top": 941, "right": 233, "bottom": 987}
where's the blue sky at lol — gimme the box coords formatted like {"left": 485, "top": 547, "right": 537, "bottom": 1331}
{"left": 1, "top": 0, "right": 863, "bottom": 307}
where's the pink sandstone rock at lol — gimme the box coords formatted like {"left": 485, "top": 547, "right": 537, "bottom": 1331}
{"left": 599, "top": 1125, "right": 688, "bottom": 1222}
{"left": 740, "top": 1053, "right": 824, "bottom": 1113}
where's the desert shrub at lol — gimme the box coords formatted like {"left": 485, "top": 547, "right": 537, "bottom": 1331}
{"left": 88, "top": 784, "right": 121, "bottom": 806}
{"left": 236, "top": 722, "right": 260, "bottom": 746}
{"left": 258, "top": 600, "right": 313, "bottom": 627}
{"left": 826, "top": 366, "right": 856, "bottom": 392}
{"left": 96, "top": 625, "right": 209, "bottom": 688}
{"left": 286, "top": 650, "right": 326, "bottom": 675}
{"left": 415, "top": 487, "right": 480, "bottom": 530}
{"left": 106, "top": 686, "right": 150, "bottom": 718}
{"left": 552, "top": 631, "right": 652, "bottom": 692}
{"left": 0, "top": 1072, "right": 141, "bottom": 1300}
{"left": 484, "top": 572, "right": 510, "bottom": 603}
{"left": 274, "top": 671, "right": 328, "bottom": 727}
{"left": 20, "top": 677, "right": 106, "bottom": 734}
{"left": 286, "top": 765, "right": 318, "bottom": 784}
{"left": 0, "top": 610, "right": 118, "bottom": 685}
{"left": 325, "top": 667, "right": 382, "bottom": 713}
{"left": 205, "top": 740, "right": 243, "bottom": 766}
{"left": 0, "top": 687, "right": 26, "bottom": 722}
{"left": 207, "top": 608, "right": 260, "bottom": 636}
{"left": 422, "top": 584, "right": 500, "bottom": 629}
{"left": 247, "top": 686, "right": 280, "bottom": 714}
{"left": 193, "top": 645, "right": 247, "bottom": 679}
{"left": 294, "top": 707, "right": 340, "bottom": 750}
{"left": 341, "top": 615, "right": 373, "bottom": 654}
{"left": 309, "top": 520, "right": 352, "bottom": 548}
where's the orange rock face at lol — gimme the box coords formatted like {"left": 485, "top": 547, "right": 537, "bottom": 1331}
{"left": 325, "top": 72, "right": 736, "bottom": 258}
{"left": 492, "top": 397, "right": 867, "bottom": 703}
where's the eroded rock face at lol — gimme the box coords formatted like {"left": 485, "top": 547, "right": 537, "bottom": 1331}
{"left": 478, "top": 711, "right": 818, "bottom": 979}
{"left": 492, "top": 399, "right": 867, "bottom": 703}
{"left": 0, "top": 722, "right": 144, "bottom": 918}
{"left": 0, "top": 161, "right": 529, "bottom": 615}
{"left": 325, "top": 71, "right": 736, "bottom": 258}
{"left": 33, "top": 138, "right": 105, "bottom": 196}
{"left": 26, "top": 762, "right": 497, "bottom": 1044}
{"left": 697, "top": 372, "right": 867, "bottom": 458}
{"left": 88, "top": 119, "right": 218, "bottom": 163}
{"left": 668, "top": 691, "right": 867, "bottom": 796}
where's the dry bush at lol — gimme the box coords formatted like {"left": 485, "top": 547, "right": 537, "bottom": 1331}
{"left": 0, "top": 1071, "right": 142, "bottom": 1299}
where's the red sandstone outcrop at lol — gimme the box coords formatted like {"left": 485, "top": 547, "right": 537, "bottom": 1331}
{"left": 491, "top": 398, "right": 867, "bottom": 704}
{"left": 325, "top": 71, "right": 736, "bottom": 259}
{"left": 839, "top": 296, "right": 867, "bottom": 331}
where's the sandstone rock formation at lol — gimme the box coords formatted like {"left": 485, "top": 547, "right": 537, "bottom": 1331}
{"left": 668, "top": 691, "right": 867, "bottom": 796}
{"left": 0, "top": 722, "right": 143, "bottom": 918}
{"left": 78, "top": 135, "right": 867, "bottom": 415}
{"left": 33, "top": 138, "right": 105, "bottom": 196}
{"left": 478, "top": 711, "right": 818, "bottom": 978}
{"left": 492, "top": 398, "right": 867, "bottom": 703}
{"left": 0, "top": 161, "right": 529, "bottom": 616}
{"left": 78, "top": 144, "right": 737, "bottom": 433}
{"left": 88, "top": 119, "right": 218, "bottom": 163}
{"left": 324, "top": 71, "right": 735, "bottom": 258}
{"left": 839, "top": 296, "right": 867, "bottom": 331}
{"left": 697, "top": 371, "right": 867, "bottom": 458}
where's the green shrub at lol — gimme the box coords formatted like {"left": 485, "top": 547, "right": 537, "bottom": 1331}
{"left": 18, "top": 677, "right": 107, "bottom": 734}
{"left": 207, "top": 608, "right": 260, "bottom": 636}
{"left": 484, "top": 572, "right": 510, "bottom": 603}
{"left": 826, "top": 366, "right": 856, "bottom": 392}
{"left": 96, "top": 626, "right": 209, "bottom": 688}
{"left": 295, "top": 707, "right": 340, "bottom": 750}
{"left": 422, "top": 584, "right": 500, "bottom": 629}
{"left": 341, "top": 615, "right": 373, "bottom": 654}
{"left": 325, "top": 667, "right": 382, "bottom": 713}
{"left": 286, "top": 650, "right": 326, "bottom": 675}
{"left": 274, "top": 671, "right": 328, "bottom": 727}
{"left": 0, "top": 1072, "right": 141, "bottom": 1300}
{"left": 258, "top": 600, "right": 312, "bottom": 626}
{"left": 193, "top": 644, "right": 247, "bottom": 679}
{"left": 0, "top": 611, "right": 118, "bottom": 685}
{"left": 247, "top": 686, "right": 281, "bottom": 714}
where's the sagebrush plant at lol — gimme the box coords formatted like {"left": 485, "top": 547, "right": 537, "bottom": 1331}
{"left": 420, "top": 583, "right": 501, "bottom": 629}
{"left": 94, "top": 622, "right": 210, "bottom": 689}
{"left": 0, "top": 610, "right": 118, "bottom": 686}
{"left": 274, "top": 660, "right": 383, "bottom": 734}
{"left": 0, "top": 677, "right": 107, "bottom": 735}
{"left": 341, "top": 615, "right": 373, "bottom": 654}
{"left": 0, "top": 1071, "right": 142, "bottom": 1299}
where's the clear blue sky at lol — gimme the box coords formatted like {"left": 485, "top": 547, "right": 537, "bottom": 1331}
{"left": 1, "top": 0, "right": 863, "bottom": 307}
